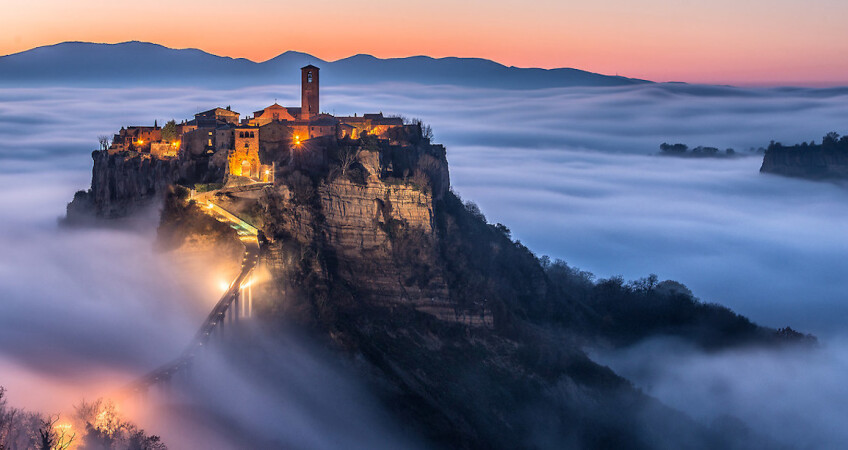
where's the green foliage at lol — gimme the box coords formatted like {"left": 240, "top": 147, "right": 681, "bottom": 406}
{"left": 193, "top": 183, "right": 223, "bottom": 193}
{"left": 172, "top": 184, "right": 190, "bottom": 201}
{"left": 285, "top": 171, "right": 316, "bottom": 204}
{"left": 542, "top": 258, "right": 768, "bottom": 348}
{"left": 160, "top": 119, "right": 178, "bottom": 142}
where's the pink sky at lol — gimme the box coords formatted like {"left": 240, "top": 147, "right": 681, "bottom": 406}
{"left": 2, "top": 0, "right": 847, "bottom": 86}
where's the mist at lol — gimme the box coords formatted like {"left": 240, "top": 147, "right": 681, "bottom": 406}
{"left": 590, "top": 338, "right": 848, "bottom": 449}
{"left": 1, "top": 81, "right": 847, "bottom": 447}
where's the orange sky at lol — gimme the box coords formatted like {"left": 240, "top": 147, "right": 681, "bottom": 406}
{"left": 3, "top": 0, "right": 847, "bottom": 86}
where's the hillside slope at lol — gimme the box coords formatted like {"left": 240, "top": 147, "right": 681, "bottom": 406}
{"left": 65, "top": 121, "right": 811, "bottom": 448}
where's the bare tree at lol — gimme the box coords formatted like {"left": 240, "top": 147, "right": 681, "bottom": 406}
{"left": 36, "top": 414, "right": 74, "bottom": 450}
{"left": 98, "top": 135, "right": 111, "bottom": 150}
{"left": 0, "top": 386, "right": 10, "bottom": 448}
{"left": 339, "top": 147, "right": 361, "bottom": 176}
{"left": 412, "top": 118, "right": 433, "bottom": 140}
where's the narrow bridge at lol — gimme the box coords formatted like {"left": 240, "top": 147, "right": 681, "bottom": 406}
{"left": 125, "top": 201, "right": 260, "bottom": 394}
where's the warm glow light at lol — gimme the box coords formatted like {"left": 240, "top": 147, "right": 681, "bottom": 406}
{"left": 218, "top": 280, "right": 230, "bottom": 292}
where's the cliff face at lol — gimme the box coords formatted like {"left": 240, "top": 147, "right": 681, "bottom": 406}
{"left": 760, "top": 142, "right": 848, "bottom": 179}
{"left": 78, "top": 126, "right": 805, "bottom": 449}
{"left": 65, "top": 150, "right": 225, "bottom": 221}
{"left": 204, "top": 136, "right": 478, "bottom": 327}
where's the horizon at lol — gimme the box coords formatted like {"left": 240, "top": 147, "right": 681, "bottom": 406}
{"left": 5, "top": 39, "right": 848, "bottom": 89}
{"left": 2, "top": 0, "right": 847, "bottom": 87}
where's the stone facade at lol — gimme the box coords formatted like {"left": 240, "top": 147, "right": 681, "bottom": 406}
{"left": 301, "top": 65, "right": 319, "bottom": 120}
{"left": 228, "top": 128, "right": 260, "bottom": 178}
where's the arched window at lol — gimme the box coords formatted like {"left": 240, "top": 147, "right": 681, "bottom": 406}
{"left": 307, "top": 71, "right": 313, "bottom": 83}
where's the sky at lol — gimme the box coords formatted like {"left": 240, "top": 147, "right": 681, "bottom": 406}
{"left": 2, "top": 0, "right": 848, "bottom": 86}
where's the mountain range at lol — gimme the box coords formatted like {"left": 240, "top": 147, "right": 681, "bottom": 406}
{"left": 0, "top": 41, "right": 649, "bottom": 89}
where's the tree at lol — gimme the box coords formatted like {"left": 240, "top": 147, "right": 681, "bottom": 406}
{"left": 628, "top": 274, "right": 659, "bottom": 292}
{"left": 412, "top": 118, "right": 434, "bottom": 140}
{"left": 98, "top": 135, "right": 111, "bottom": 150}
{"left": 339, "top": 146, "right": 361, "bottom": 176}
{"left": 660, "top": 143, "right": 688, "bottom": 154}
{"left": 160, "top": 120, "right": 178, "bottom": 143}
{"left": 36, "top": 415, "right": 74, "bottom": 450}
{"left": 823, "top": 132, "right": 840, "bottom": 148}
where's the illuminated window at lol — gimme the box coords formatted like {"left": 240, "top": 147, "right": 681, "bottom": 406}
{"left": 307, "top": 71, "right": 313, "bottom": 83}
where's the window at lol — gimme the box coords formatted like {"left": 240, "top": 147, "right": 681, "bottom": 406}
{"left": 244, "top": 142, "right": 249, "bottom": 149}
{"left": 307, "top": 71, "right": 313, "bottom": 83}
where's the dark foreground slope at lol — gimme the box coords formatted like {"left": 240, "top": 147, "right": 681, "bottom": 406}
{"left": 69, "top": 125, "right": 808, "bottom": 449}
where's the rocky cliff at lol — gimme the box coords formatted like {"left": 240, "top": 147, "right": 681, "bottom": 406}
{"left": 70, "top": 125, "right": 811, "bottom": 449}
{"left": 760, "top": 134, "right": 848, "bottom": 180}
{"left": 64, "top": 149, "right": 225, "bottom": 222}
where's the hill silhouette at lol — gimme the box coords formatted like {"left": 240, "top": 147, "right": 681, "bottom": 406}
{"left": 0, "top": 41, "right": 649, "bottom": 89}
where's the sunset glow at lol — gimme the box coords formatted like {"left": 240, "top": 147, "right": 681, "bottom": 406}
{"left": 2, "top": 0, "right": 847, "bottom": 85}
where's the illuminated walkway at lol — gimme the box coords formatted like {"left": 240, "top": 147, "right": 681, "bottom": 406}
{"left": 126, "top": 201, "right": 260, "bottom": 394}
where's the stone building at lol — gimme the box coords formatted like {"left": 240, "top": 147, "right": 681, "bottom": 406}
{"left": 301, "top": 64, "right": 319, "bottom": 120}
{"left": 228, "top": 127, "right": 260, "bottom": 178}
{"left": 195, "top": 107, "right": 240, "bottom": 125}
{"left": 106, "top": 65, "right": 406, "bottom": 182}
{"left": 109, "top": 124, "right": 161, "bottom": 153}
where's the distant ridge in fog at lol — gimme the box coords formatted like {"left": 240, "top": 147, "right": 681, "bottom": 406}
{"left": 0, "top": 41, "right": 650, "bottom": 89}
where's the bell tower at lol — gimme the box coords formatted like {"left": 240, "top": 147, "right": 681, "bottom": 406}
{"left": 301, "top": 65, "right": 319, "bottom": 120}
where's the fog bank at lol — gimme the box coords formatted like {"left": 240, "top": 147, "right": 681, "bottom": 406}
{"left": 1, "top": 82, "right": 847, "bottom": 446}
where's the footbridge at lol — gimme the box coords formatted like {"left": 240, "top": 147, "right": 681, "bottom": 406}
{"left": 125, "top": 200, "right": 260, "bottom": 394}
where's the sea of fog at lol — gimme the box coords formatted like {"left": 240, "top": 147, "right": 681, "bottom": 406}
{"left": 1, "top": 83, "right": 847, "bottom": 448}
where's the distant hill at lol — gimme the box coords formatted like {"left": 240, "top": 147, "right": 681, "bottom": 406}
{"left": 0, "top": 41, "right": 649, "bottom": 89}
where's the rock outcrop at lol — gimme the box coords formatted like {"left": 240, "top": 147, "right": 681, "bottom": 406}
{"left": 760, "top": 136, "right": 848, "bottom": 180}
{"left": 64, "top": 150, "right": 225, "bottom": 222}
{"left": 72, "top": 123, "right": 810, "bottom": 449}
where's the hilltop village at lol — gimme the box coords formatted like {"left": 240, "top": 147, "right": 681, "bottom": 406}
{"left": 107, "top": 65, "right": 407, "bottom": 183}
{"left": 60, "top": 62, "right": 818, "bottom": 450}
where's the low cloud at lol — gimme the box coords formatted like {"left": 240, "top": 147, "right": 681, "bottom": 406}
{"left": 592, "top": 338, "right": 848, "bottom": 449}
{"left": 1, "top": 81, "right": 847, "bottom": 446}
